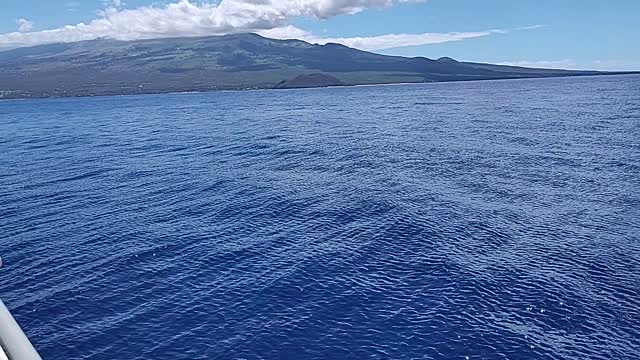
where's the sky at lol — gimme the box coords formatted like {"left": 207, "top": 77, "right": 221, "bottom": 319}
{"left": 1, "top": 0, "right": 639, "bottom": 70}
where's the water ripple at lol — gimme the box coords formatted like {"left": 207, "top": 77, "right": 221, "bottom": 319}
{"left": 1, "top": 75, "right": 639, "bottom": 360}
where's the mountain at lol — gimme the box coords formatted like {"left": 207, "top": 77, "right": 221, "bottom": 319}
{"left": 0, "top": 33, "right": 634, "bottom": 99}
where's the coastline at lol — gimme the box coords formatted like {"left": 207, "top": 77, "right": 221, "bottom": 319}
{"left": 1, "top": 72, "right": 638, "bottom": 102}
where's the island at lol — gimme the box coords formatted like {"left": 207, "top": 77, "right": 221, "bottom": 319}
{"left": 0, "top": 33, "right": 636, "bottom": 99}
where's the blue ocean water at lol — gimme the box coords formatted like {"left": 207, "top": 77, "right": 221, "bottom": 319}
{"left": 1, "top": 75, "right": 639, "bottom": 360}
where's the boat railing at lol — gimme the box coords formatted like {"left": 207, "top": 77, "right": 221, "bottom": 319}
{"left": 0, "top": 257, "right": 42, "bottom": 360}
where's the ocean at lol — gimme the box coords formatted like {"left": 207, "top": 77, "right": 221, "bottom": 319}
{"left": 1, "top": 75, "right": 639, "bottom": 359}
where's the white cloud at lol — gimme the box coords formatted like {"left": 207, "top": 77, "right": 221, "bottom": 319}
{"left": 16, "top": 19, "right": 34, "bottom": 33}
{"left": 498, "top": 59, "right": 579, "bottom": 70}
{"left": 66, "top": 2, "right": 81, "bottom": 12}
{"left": 260, "top": 26, "right": 498, "bottom": 50}
{"left": 591, "top": 60, "right": 640, "bottom": 71}
{"left": 516, "top": 24, "right": 545, "bottom": 31}
{"left": 2, "top": 0, "right": 480, "bottom": 50}
{"left": 322, "top": 30, "right": 499, "bottom": 50}
{"left": 1, "top": 0, "right": 515, "bottom": 52}
{"left": 497, "top": 59, "right": 640, "bottom": 71}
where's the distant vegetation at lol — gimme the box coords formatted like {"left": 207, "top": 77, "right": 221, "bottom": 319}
{"left": 0, "top": 33, "right": 631, "bottom": 99}
{"left": 274, "top": 73, "right": 344, "bottom": 89}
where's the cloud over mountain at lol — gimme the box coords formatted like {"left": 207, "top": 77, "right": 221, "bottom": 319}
{"left": 16, "top": 19, "right": 34, "bottom": 33}
{"left": 260, "top": 26, "right": 499, "bottom": 50}
{"left": 0, "top": 0, "right": 500, "bottom": 51}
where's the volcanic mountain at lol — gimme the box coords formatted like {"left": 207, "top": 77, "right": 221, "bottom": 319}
{"left": 0, "top": 33, "right": 632, "bottom": 99}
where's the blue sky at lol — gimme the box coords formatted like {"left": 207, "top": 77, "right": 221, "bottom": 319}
{"left": 1, "top": 0, "right": 639, "bottom": 70}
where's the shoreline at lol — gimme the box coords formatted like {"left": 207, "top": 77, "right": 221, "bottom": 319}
{"left": 1, "top": 72, "right": 638, "bottom": 102}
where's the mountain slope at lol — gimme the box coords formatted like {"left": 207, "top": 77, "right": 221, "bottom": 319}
{"left": 0, "top": 33, "right": 632, "bottom": 99}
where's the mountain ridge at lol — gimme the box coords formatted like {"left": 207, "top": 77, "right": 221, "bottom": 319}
{"left": 0, "top": 33, "right": 636, "bottom": 99}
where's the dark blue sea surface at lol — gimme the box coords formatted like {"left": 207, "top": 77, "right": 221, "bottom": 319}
{"left": 1, "top": 75, "right": 639, "bottom": 360}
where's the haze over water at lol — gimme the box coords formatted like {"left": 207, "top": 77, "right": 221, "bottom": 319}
{"left": 1, "top": 75, "right": 639, "bottom": 360}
